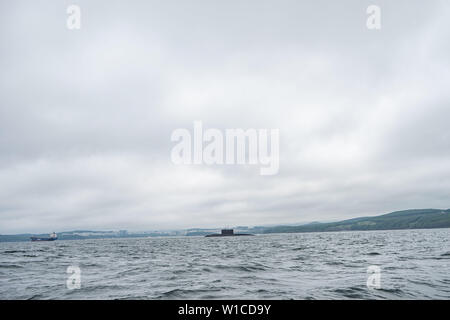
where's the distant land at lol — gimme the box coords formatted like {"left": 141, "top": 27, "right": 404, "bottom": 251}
{"left": 263, "top": 209, "right": 450, "bottom": 233}
{"left": 0, "top": 230, "right": 185, "bottom": 242}
{"left": 1, "top": 208, "right": 449, "bottom": 242}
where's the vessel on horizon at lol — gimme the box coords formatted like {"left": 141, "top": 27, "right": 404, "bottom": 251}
{"left": 30, "top": 232, "right": 58, "bottom": 242}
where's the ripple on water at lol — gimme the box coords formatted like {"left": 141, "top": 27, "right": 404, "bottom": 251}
{"left": 0, "top": 229, "right": 449, "bottom": 299}
{"left": 0, "top": 264, "right": 24, "bottom": 269}
{"left": 331, "top": 286, "right": 368, "bottom": 299}
{"left": 3, "top": 250, "right": 27, "bottom": 254}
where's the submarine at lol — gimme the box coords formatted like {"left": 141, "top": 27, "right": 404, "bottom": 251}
{"left": 205, "top": 229, "right": 254, "bottom": 237}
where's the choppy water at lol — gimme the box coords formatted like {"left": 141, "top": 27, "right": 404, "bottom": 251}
{"left": 1, "top": 229, "right": 449, "bottom": 299}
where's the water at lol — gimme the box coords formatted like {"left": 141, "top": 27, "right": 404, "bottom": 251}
{"left": 1, "top": 229, "right": 449, "bottom": 299}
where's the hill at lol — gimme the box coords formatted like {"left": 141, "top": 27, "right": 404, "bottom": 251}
{"left": 263, "top": 209, "right": 450, "bottom": 234}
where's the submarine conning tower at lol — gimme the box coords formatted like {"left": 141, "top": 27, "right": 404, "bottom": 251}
{"left": 205, "top": 228, "right": 253, "bottom": 237}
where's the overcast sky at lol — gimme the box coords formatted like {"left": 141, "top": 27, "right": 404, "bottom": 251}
{"left": 1, "top": 0, "right": 449, "bottom": 234}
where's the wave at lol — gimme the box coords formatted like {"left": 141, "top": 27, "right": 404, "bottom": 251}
{"left": 3, "top": 250, "right": 27, "bottom": 254}
{"left": 0, "top": 264, "right": 23, "bottom": 269}
{"left": 213, "top": 264, "right": 267, "bottom": 272}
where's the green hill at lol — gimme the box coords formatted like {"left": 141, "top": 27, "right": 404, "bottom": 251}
{"left": 263, "top": 209, "right": 450, "bottom": 234}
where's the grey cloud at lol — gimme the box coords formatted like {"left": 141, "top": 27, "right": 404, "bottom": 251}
{"left": 0, "top": 0, "right": 449, "bottom": 233}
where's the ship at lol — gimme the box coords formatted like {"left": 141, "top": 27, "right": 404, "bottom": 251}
{"left": 30, "top": 232, "right": 58, "bottom": 241}
{"left": 205, "top": 229, "right": 254, "bottom": 237}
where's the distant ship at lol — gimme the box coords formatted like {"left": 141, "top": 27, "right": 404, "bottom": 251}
{"left": 205, "top": 229, "right": 254, "bottom": 237}
{"left": 30, "top": 232, "right": 58, "bottom": 241}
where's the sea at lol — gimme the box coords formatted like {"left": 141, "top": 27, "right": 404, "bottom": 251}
{"left": 1, "top": 228, "right": 449, "bottom": 299}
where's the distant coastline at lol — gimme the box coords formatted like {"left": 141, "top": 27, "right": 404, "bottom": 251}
{"left": 1, "top": 208, "right": 449, "bottom": 242}
{"left": 262, "top": 208, "right": 450, "bottom": 234}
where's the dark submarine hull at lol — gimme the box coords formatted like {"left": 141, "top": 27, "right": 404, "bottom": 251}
{"left": 205, "top": 233, "right": 254, "bottom": 237}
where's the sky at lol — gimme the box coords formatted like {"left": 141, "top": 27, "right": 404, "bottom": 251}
{"left": 0, "top": 0, "right": 449, "bottom": 234}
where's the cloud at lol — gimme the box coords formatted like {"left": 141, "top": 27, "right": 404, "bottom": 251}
{"left": 0, "top": 0, "right": 449, "bottom": 233}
